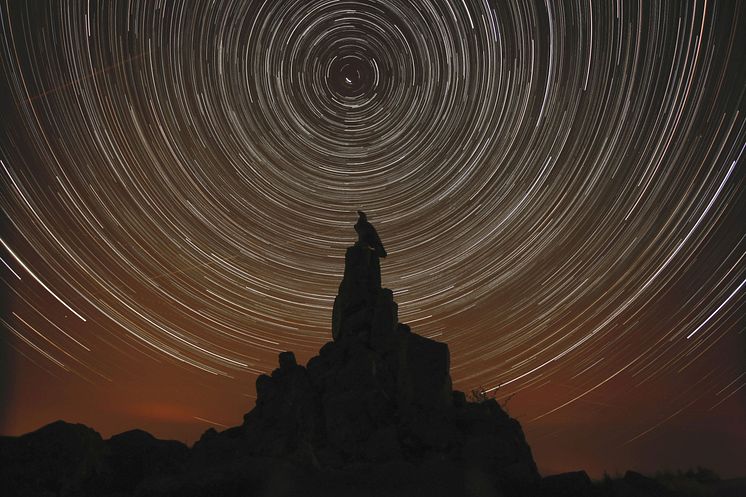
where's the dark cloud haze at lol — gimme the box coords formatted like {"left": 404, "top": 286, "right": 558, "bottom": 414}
{"left": 1, "top": 0, "right": 744, "bottom": 478}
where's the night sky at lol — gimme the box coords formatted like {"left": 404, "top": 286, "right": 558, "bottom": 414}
{"left": 1, "top": 0, "right": 744, "bottom": 478}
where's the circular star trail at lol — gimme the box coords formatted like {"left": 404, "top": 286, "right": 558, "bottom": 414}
{"left": 1, "top": 0, "right": 744, "bottom": 475}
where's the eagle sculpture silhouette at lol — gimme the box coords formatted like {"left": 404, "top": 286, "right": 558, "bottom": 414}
{"left": 354, "top": 210, "right": 387, "bottom": 258}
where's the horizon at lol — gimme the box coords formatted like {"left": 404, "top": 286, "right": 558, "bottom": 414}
{"left": 1, "top": 0, "right": 744, "bottom": 483}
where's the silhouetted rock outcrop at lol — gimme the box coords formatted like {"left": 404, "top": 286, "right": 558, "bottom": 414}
{"left": 191, "top": 214, "right": 539, "bottom": 495}
{"left": 539, "top": 470, "right": 595, "bottom": 496}
{"left": 0, "top": 420, "right": 191, "bottom": 496}
{"left": 105, "top": 429, "right": 189, "bottom": 493}
{"left": 0, "top": 420, "right": 106, "bottom": 496}
{"left": 4, "top": 214, "right": 720, "bottom": 496}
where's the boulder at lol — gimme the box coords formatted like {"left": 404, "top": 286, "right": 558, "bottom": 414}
{"left": 278, "top": 350, "right": 297, "bottom": 369}
{"left": 623, "top": 470, "right": 673, "bottom": 496}
{"left": 538, "top": 470, "right": 593, "bottom": 497}
{"left": 104, "top": 429, "right": 188, "bottom": 492}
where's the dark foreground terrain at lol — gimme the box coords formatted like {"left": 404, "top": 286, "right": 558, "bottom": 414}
{"left": 2, "top": 225, "right": 741, "bottom": 496}
{"left": 1, "top": 420, "right": 742, "bottom": 497}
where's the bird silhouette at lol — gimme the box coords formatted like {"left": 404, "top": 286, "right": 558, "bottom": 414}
{"left": 355, "top": 210, "right": 387, "bottom": 258}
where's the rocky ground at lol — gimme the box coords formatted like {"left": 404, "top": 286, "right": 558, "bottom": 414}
{"left": 1, "top": 240, "right": 739, "bottom": 496}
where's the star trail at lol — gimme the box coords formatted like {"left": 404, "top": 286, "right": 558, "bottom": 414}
{"left": 1, "top": 0, "right": 744, "bottom": 477}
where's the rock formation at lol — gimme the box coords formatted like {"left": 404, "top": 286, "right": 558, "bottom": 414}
{"left": 7, "top": 214, "right": 693, "bottom": 496}
{"left": 191, "top": 214, "right": 540, "bottom": 495}
{"left": 0, "top": 420, "right": 189, "bottom": 496}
